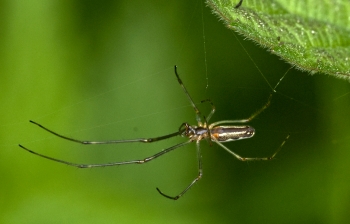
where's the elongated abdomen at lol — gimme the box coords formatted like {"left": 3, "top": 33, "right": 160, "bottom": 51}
{"left": 211, "top": 126, "right": 255, "bottom": 142}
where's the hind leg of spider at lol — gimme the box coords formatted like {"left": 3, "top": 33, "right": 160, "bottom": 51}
{"left": 245, "top": 94, "right": 273, "bottom": 122}
{"left": 213, "top": 134, "right": 290, "bottom": 161}
{"left": 209, "top": 94, "right": 272, "bottom": 128}
{"left": 156, "top": 140, "right": 203, "bottom": 200}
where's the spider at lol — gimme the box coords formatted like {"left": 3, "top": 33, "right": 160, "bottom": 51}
{"left": 19, "top": 65, "right": 289, "bottom": 200}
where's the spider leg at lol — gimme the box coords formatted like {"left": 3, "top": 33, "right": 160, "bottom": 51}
{"left": 209, "top": 94, "right": 272, "bottom": 128}
{"left": 174, "top": 65, "right": 204, "bottom": 126}
{"left": 28, "top": 120, "right": 180, "bottom": 144}
{"left": 19, "top": 140, "right": 193, "bottom": 168}
{"left": 245, "top": 94, "right": 272, "bottom": 122}
{"left": 200, "top": 99, "right": 216, "bottom": 122}
{"left": 213, "top": 134, "right": 290, "bottom": 161}
{"left": 156, "top": 139, "right": 203, "bottom": 200}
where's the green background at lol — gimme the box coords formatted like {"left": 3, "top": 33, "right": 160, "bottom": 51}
{"left": 1, "top": 0, "right": 350, "bottom": 223}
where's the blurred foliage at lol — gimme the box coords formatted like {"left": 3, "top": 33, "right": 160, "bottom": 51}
{"left": 207, "top": 0, "right": 350, "bottom": 78}
{"left": 1, "top": 0, "right": 350, "bottom": 223}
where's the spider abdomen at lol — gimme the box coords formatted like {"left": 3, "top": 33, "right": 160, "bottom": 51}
{"left": 211, "top": 126, "right": 255, "bottom": 142}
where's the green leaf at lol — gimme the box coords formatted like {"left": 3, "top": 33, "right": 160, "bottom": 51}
{"left": 206, "top": 0, "right": 350, "bottom": 80}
